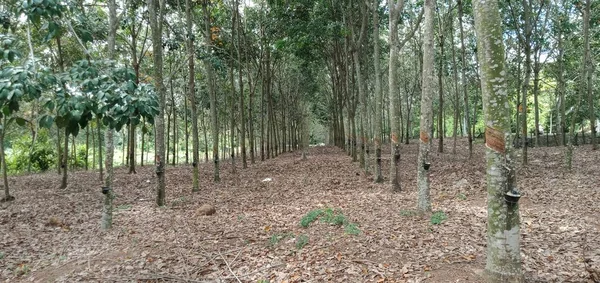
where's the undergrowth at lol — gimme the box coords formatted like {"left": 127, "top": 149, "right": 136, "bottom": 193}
{"left": 300, "top": 207, "right": 360, "bottom": 235}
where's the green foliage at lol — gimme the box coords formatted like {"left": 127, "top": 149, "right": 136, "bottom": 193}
{"left": 321, "top": 208, "right": 347, "bottom": 226}
{"left": 300, "top": 207, "right": 360, "bottom": 235}
{"left": 344, "top": 223, "right": 361, "bottom": 235}
{"left": 295, "top": 234, "right": 309, "bottom": 249}
{"left": 430, "top": 211, "right": 448, "bottom": 225}
{"left": 7, "top": 130, "right": 55, "bottom": 173}
{"left": 299, "top": 209, "right": 323, "bottom": 228}
{"left": 457, "top": 193, "right": 467, "bottom": 201}
{"left": 268, "top": 233, "right": 292, "bottom": 247}
{"left": 0, "top": 251, "right": 4, "bottom": 259}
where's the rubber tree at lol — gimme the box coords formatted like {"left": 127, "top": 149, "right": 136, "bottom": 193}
{"left": 457, "top": 0, "right": 472, "bottom": 158}
{"left": 417, "top": 0, "right": 434, "bottom": 212}
{"left": 582, "top": 0, "right": 596, "bottom": 150}
{"left": 372, "top": 0, "right": 383, "bottom": 183}
{"left": 202, "top": 0, "right": 220, "bottom": 182}
{"left": 473, "top": 0, "right": 523, "bottom": 281}
{"left": 148, "top": 0, "right": 167, "bottom": 205}
{"left": 388, "top": 0, "right": 405, "bottom": 191}
{"left": 185, "top": 0, "right": 200, "bottom": 192}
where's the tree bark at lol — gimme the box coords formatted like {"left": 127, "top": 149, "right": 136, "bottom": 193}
{"left": 417, "top": 0, "right": 434, "bottom": 212}
{"left": 186, "top": 0, "right": 200, "bottom": 192}
{"left": 389, "top": 0, "right": 404, "bottom": 191}
{"left": 583, "top": 0, "right": 596, "bottom": 150}
{"left": 373, "top": 0, "right": 383, "bottom": 183}
{"left": 203, "top": 0, "right": 220, "bottom": 182}
{"left": 474, "top": 0, "right": 523, "bottom": 281}
{"left": 458, "top": 0, "right": 472, "bottom": 158}
{"left": 149, "top": 0, "right": 167, "bottom": 206}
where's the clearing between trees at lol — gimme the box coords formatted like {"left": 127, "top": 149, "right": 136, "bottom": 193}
{"left": 1, "top": 140, "right": 599, "bottom": 282}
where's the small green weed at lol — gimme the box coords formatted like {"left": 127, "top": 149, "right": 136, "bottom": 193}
{"left": 344, "top": 223, "right": 361, "bottom": 235}
{"left": 400, "top": 210, "right": 417, "bottom": 217}
{"left": 0, "top": 251, "right": 4, "bottom": 260}
{"left": 321, "top": 208, "right": 347, "bottom": 226}
{"left": 430, "top": 211, "right": 447, "bottom": 225}
{"left": 295, "top": 234, "right": 309, "bottom": 249}
{"left": 268, "top": 233, "right": 291, "bottom": 246}
{"left": 257, "top": 280, "right": 270, "bottom": 283}
{"left": 300, "top": 209, "right": 323, "bottom": 228}
{"left": 457, "top": 193, "right": 467, "bottom": 201}
{"left": 116, "top": 204, "right": 132, "bottom": 211}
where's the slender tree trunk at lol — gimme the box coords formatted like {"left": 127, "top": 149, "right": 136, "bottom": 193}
{"left": 583, "top": 0, "right": 596, "bottom": 150}
{"left": 203, "top": 0, "right": 220, "bottom": 181}
{"left": 85, "top": 126, "right": 89, "bottom": 170}
{"left": 60, "top": 129, "right": 68, "bottom": 189}
{"left": 437, "top": 31, "right": 444, "bottom": 153}
{"left": 149, "top": 0, "right": 167, "bottom": 206}
{"left": 0, "top": 122, "right": 14, "bottom": 201}
{"left": 91, "top": 121, "right": 95, "bottom": 169}
{"left": 556, "top": 10, "right": 566, "bottom": 146}
{"left": 389, "top": 0, "right": 403, "bottom": 191}
{"left": 372, "top": 0, "right": 383, "bottom": 183}
{"left": 417, "top": 0, "right": 434, "bottom": 212}
{"left": 458, "top": 0, "right": 472, "bottom": 158}
{"left": 521, "top": 0, "right": 532, "bottom": 165}
{"left": 186, "top": 0, "right": 200, "bottom": 192}
{"left": 473, "top": 1, "right": 523, "bottom": 280}
{"left": 236, "top": 0, "right": 247, "bottom": 169}
{"left": 202, "top": 110, "right": 209, "bottom": 162}
{"left": 101, "top": 0, "right": 118, "bottom": 229}
{"left": 97, "top": 117, "right": 103, "bottom": 180}
{"left": 451, "top": 17, "right": 459, "bottom": 155}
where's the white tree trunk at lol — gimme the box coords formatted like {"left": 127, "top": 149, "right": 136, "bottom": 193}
{"left": 473, "top": 0, "right": 523, "bottom": 281}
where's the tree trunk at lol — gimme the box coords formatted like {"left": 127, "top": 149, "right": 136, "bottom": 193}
{"left": 417, "top": 0, "right": 434, "bottom": 212}
{"left": 521, "top": 0, "right": 532, "bottom": 165}
{"left": 101, "top": 0, "right": 118, "bottom": 229}
{"left": 372, "top": 0, "right": 383, "bottom": 183}
{"left": 203, "top": 0, "right": 220, "bottom": 182}
{"left": 97, "top": 117, "right": 103, "bottom": 180}
{"left": 473, "top": 0, "right": 523, "bottom": 281}
{"left": 149, "top": 0, "right": 167, "bottom": 206}
{"left": 458, "top": 0, "right": 472, "bottom": 158}
{"left": 450, "top": 16, "right": 459, "bottom": 155}
{"left": 437, "top": 31, "right": 444, "bottom": 153}
{"left": 583, "top": 0, "right": 596, "bottom": 150}
{"left": 236, "top": 0, "right": 247, "bottom": 169}
{"left": 186, "top": 0, "right": 200, "bottom": 192}
{"left": 60, "top": 129, "right": 68, "bottom": 189}
{"left": 0, "top": 123, "right": 14, "bottom": 202}
{"left": 556, "top": 7, "right": 566, "bottom": 147}
{"left": 389, "top": 0, "right": 403, "bottom": 191}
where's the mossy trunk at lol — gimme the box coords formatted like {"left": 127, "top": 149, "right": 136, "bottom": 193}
{"left": 388, "top": 0, "right": 403, "bottom": 191}
{"left": 417, "top": 0, "right": 434, "bottom": 212}
{"left": 373, "top": 1, "right": 383, "bottom": 183}
{"left": 473, "top": 0, "right": 523, "bottom": 281}
{"left": 149, "top": 0, "right": 167, "bottom": 206}
{"left": 186, "top": 0, "right": 200, "bottom": 192}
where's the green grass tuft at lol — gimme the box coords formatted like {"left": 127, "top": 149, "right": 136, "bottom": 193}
{"left": 344, "top": 223, "right": 361, "bottom": 235}
{"left": 430, "top": 211, "right": 447, "bottom": 225}
{"left": 295, "top": 234, "right": 309, "bottom": 249}
{"left": 300, "top": 209, "right": 323, "bottom": 228}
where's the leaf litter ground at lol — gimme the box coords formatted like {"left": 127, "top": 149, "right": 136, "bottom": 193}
{"left": 1, "top": 139, "right": 599, "bottom": 282}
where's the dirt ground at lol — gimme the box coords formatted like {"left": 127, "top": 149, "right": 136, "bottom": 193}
{"left": 1, "top": 139, "right": 599, "bottom": 282}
